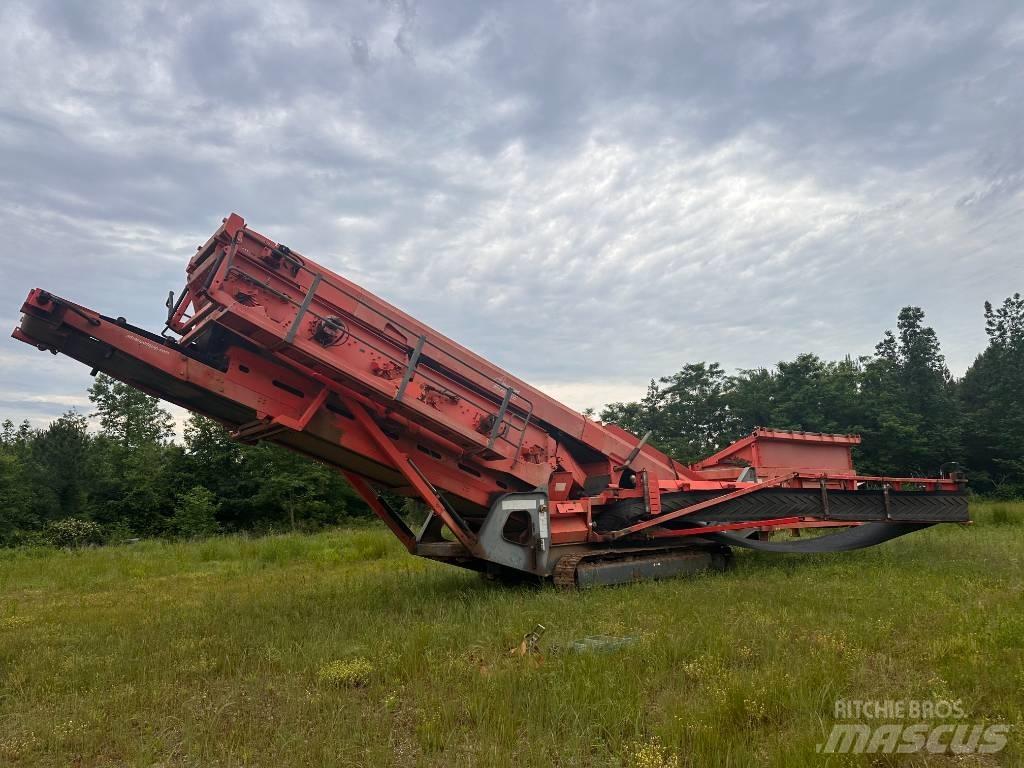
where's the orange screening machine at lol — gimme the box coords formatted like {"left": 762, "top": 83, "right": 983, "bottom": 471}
{"left": 13, "top": 214, "right": 968, "bottom": 587}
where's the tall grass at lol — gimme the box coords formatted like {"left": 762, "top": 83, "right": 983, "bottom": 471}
{"left": 1, "top": 504, "right": 1022, "bottom": 767}
{"left": 972, "top": 499, "right": 1023, "bottom": 527}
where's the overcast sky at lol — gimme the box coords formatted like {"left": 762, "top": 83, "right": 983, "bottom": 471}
{"left": 2, "top": 0, "right": 1022, "bottom": 432}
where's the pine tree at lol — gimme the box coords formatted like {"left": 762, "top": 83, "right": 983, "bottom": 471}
{"left": 25, "top": 411, "right": 94, "bottom": 522}
{"left": 961, "top": 294, "right": 1024, "bottom": 495}
{"left": 0, "top": 449, "right": 31, "bottom": 544}
{"left": 657, "top": 362, "right": 735, "bottom": 462}
{"left": 858, "top": 307, "right": 960, "bottom": 475}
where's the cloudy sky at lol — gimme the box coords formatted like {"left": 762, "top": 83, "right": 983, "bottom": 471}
{"left": 2, "top": 0, "right": 1022, "bottom": 432}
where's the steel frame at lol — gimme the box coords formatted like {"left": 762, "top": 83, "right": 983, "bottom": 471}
{"left": 10, "top": 213, "right": 970, "bottom": 583}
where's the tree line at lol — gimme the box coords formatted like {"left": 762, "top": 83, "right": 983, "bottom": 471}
{"left": 599, "top": 295, "right": 1023, "bottom": 497}
{"left": 0, "top": 293, "right": 1020, "bottom": 546}
{"left": 0, "top": 376, "right": 367, "bottom": 546}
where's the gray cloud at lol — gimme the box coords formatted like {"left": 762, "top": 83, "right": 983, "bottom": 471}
{"left": 1, "top": 0, "right": 1022, "bottom": 429}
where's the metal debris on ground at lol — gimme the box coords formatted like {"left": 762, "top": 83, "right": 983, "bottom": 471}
{"left": 569, "top": 635, "right": 638, "bottom": 654}
{"left": 510, "top": 624, "right": 546, "bottom": 657}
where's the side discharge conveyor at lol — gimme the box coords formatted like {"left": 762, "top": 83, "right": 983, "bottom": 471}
{"left": 12, "top": 214, "right": 969, "bottom": 587}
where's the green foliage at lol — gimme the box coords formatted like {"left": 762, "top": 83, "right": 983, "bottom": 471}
{"left": 602, "top": 364, "right": 737, "bottom": 464}
{"left": 722, "top": 354, "right": 865, "bottom": 442}
{"left": 44, "top": 517, "right": 104, "bottom": 548}
{"left": 990, "top": 505, "right": 1017, "bottom": 526}
{"left": 172, "top": 486, "right": 221, "bottom": 538}
{"left": 180, "top": 415, "right": 363, "bottom": 533}
{"left": 856, "top": 307, "right": 961, "bottom": 475}
{"left": 0, "top": 400, "right": 369, "bottom": 547}
{"left": 960, "top": 293, "right": 1024, "bottom": 496}
{"left": 181, "top": 413, "right": 243, "bottom": 494}
{"left": 657, "top": 363, "right": 735, "bottom": 462}
{"left": 24, "top": 411, "right": 94, "bottom": 522}
{"left": 316, "top": 657, "right": 375, "bottom": 687}
{"left": 0, "top": 451, "right": 31, "bottom": 543}
{"left": 88, "top": 373, "right": 174, "bottom": 450}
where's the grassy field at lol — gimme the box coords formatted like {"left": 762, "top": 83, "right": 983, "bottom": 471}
{"left": 1, "top": 502, "right": 1022, "bottom": 767}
